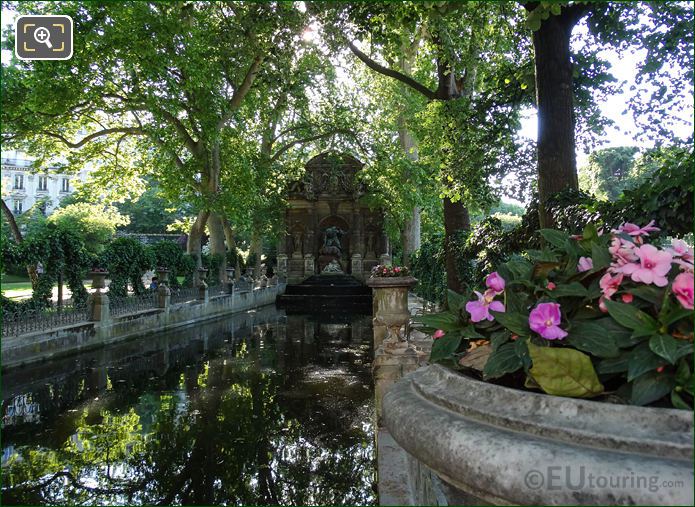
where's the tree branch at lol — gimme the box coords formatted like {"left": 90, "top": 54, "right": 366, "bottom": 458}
{"left": 219, "top": 55, "right": 264, "bottom": 128}
{"left": 159, "top": 110, "right": 201, "bottom": 155}
{"left": 40, "top": 127, "right": 143, "bottom": 149}
{"left": 348, "top": 41, "right": 436, "bottom": 100}
{"left": 271, "top": 129, "right": 356, "bottom": 162}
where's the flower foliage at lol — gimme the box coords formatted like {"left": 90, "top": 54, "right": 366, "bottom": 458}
{"left": 370, "top": 264, "right": 410, "bottom": 278}
{"left": 416, "top": 221, "right": 694, "bottom": 409}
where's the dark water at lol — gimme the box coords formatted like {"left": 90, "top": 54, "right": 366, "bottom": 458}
{"left": 1, "top": 307, "right": 376, "bottom": 505}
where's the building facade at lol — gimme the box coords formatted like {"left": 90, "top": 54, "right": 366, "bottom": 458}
{"left": 1, "top": 150, "right": 91, "bottom": 216}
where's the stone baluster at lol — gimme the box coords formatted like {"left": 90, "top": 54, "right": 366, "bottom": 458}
{"left": 87, "top": 270, "right": 110, "bottom": 323}
{"left": 197, "top": 267, "right": 209, "bottom": 303}
{"left": 156, "top": 267, "right": 171, "bottom": 309}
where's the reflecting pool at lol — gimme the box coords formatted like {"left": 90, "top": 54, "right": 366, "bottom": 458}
{"left": 1, "top": 307, "right": 376, "bottom": 505}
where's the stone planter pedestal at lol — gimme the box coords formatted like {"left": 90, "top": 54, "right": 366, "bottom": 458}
{"left": 87, "top": 271, "right": 110, "bottom": 322}
{"left": 367, "top": 276, "right": 427, "bottom": 423}
{"left": 197, "top": 268, "right": 209, "bottom": 303}
{"left": 156, "top": 268, "right": 171, "bottom": 309}
{"left": 226, "top": 268, "right": 235, "bottom": 294}
{"left": 382, "top": 364, "right": 694, "bottom": 506}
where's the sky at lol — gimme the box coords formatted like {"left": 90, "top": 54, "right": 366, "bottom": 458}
{"left": 2, "top": 4, "right": 693, "bottom": 171}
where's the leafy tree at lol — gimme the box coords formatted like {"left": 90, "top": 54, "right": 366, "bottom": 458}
{"left": 100, "top": 237, "right": 154, "bottom": 297}
{"left": 524, "top": 1, "right": 693, "bottom": 226}
{"left": 315, "top": 1, "right": 532, "bottom": 292}
{"left": 578, "top": 146, "right": 640, "bottom": 200}
{"left": 116, "top": 184, "right": 187, "bottom": 234}
{"left": 48, "top": 203, "right": 129, "bottom": 254}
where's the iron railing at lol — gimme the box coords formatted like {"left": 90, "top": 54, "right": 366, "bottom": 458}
{"left": 2, "top": 299, "right": 89, "bottom": 337}
{"left": 170, "top": 286, "right": 200, "bottom": 304}
{"left": 109, "top": 291, "right": 158, "bottom": 317}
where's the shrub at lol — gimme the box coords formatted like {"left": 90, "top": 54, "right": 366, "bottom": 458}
{"left": 101, "top": 237, "right": 153, "bottom": 296}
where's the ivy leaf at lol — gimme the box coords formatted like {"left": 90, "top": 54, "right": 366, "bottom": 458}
{"left": 528, "top": 342, "right": 604, "bottom": 398}
{"left": 483, "top": 343, "right": 523, "bottom": 380}
{"left": 630, "top": 371, "right": 675, "bottom": 406}
{"left": 429, "top": 334, "right": 462, "bottom": 363}
{"left": 566, "top": 321, "right": 620, "bottom": 358}
{"left": 490, "top": 310, "right": 530, "bottom": 336}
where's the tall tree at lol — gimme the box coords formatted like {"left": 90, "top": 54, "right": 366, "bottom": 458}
{"left": 524, "top": 1, "right": 694, "bottom": 226}
{"left": 315, "top": 1, "right": 530, "bottom": 292}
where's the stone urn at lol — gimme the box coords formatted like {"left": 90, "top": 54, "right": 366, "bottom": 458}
{"left": 226, "top": 267, "right": 235, "bottom": 294}
{"left": 382, "top": 364, "right": 694, "bottom": 506}
{"left": 155, "top": 267, "right": 170, "bottom": 284}
{"left": 197, "top": 267, "right": 209, "bottom": 302}
{"left": 366, "top": 276, "right": 417, "bottom": 350}
{"left": 89, "top": 270, "right": 109, "bottom": 290}
{"left": 155, "top": 268, "right": 171, "bottom": 308}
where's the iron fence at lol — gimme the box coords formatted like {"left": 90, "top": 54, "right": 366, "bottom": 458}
{"left": 2, "top": 300, "right": 89, "bottom": 337}
{"left": 109, "top": 291, "right": 158, "bottom": 317}
{"left": 170, "top": 286, "right": 200, "bottom": 304}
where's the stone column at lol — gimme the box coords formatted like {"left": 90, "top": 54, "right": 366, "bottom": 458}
{"left": 277, "top": 254, "right": 288, "bottom": 280}
{"left": 367, "top": 276, "right": 427, "bottom": 425}
{"left": 351, "top": 253, "right": 363, "bottom": 281}
{"left": 87, "top": 271, "right": 110, "bottom": 323}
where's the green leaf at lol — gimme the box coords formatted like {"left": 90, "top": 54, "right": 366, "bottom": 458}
{"left": 630, "top": 285, "right": 664, "bottom": 306}
{"left": 566, "top": 321, "right": 620, "bottom": 358}
{"left": 460, "top": 325, "right": 485, "bottom": 339}
{"left": 429, "top": 334, "right": 462, "bottom": 363}
{"left": 660, "top": 307, "right": 693, "bottom": 327}
{"left": 596, "top": 354, "right": 630, "bottom": 375}
{"left": 490, "top": 310, "right": 530, "bottom": 336}
{"left": 590, "top": 242, "right": 611, "bottom": 271}
{"left": 649, "top": 334, "right": 680, "bottom": 364}
{"left": 631, "top": 371, "right": 675, "bottom": 406}
{"left": 550, "top": 3, "right": 562, "bottom": 15}
{"left": 483, "top": 343, "right": 523, "bottom": 380}
{"left": 532, "top": 261, "right": 562, "bottom": 279}
{"left": 528, "top": 342, "right": 604, "bottom": 398}
{"left": 670, "top": 390, "right": 691, "bottom": 410}
{"left": 675, "top": 359, "right": 691, "bottom": 384}
{"left": 515, "top": 337, "right": 532, "bottom": 370}
{"left": 490, "top": 330, "right": 510, "bottom": 351}
{"left": 503, "top": 259, "right": 533, "bottom": 281}
{"left": 552, "top": 282, "right": 589, "bottom": 298}
{"left": 539, "top": 229, "right": 570, "bottom": 249}
{"left": 603, "top": 300, "right": 659, "bottom": 336}
{"left": 628, "top": 343, "right": 665, "bottom": 381}
{"left": 416, "top": 312, "right": 461, "bottom": 332}
{"left": 446, "top": 289, "right": 466, "bottom": 312}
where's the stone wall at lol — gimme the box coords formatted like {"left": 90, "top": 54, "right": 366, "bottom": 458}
{"left": 2, "top": 284, "right": 285, "bottom": 369}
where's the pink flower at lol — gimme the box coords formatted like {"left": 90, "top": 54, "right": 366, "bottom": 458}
{"left": 667, "top": 239, "right": 694, "bottom": 272}
{"left": 432, "top": 329, "right": 446, "bottom": 340}
{"left": 621, "top": 293, "right": 634, "bottom": 304}
{"left": 613, "top": 220, "right": 660, "bottom": 237}
{"left": 618, "top": 244, "right": 673, "bottom": 287}
{"left": 465, "top": 289, "right": 505, "bottom": 323}
{"left": 546, "top": 282, "right": 556, "bottom": 290}
{"left": 529, "top": 302, "right": 567, "bottom": 340}
{"left": 577, "top": 256, "right": 593, "bottom": 272}
{"left": 485, "top": 272, "right": 506, "bottom": 294}
{"left": 599, "top": 272, "right": 624, "bottom": 299}
{"left": 599, "top": 296, "right": 609, "bottom": 313}
{"left": 608, "top": 237, "right": 638, "bottom": 271}
{"left": 672, "top": 272, "right": 694, "bottom": 310}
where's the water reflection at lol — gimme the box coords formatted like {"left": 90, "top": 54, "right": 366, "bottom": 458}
{"left": 1, "top": 309, "right": 375, "bottom": 505}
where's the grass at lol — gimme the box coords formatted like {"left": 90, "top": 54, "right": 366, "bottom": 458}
{"left": 2, "top": 273, "right": 30, "bottom": 283}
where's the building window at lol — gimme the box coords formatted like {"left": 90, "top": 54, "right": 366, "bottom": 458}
{"left": 61, "top": 178, "right": 70, "bottom": 192}
{"left": 13, "top": 174, "right": 23, "bottom": 190}
{"left": 13, "top": 200, "right": 23, "bottom": 215}
{"left": 38, "top": 175, "right": 48, "bottom": 191}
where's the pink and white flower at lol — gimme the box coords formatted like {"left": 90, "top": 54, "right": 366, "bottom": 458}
{"left": 608, "top": 237, "right": 638, "bottom": 271}
{"left": 672, "top": 272, "right": 694, "bottom": 310}
{"left": 432, "top": 329, "right": 446, "bottom": 340}
{"left": 485, "top": 272, "right": 506, "bottom": 294}
{"left": 528, "top": 302, "right": 567, "bottom": 340}
{"left": 577, "top": 256, "right": 593, "bottom": 272}
{"left": 617, "top": 244, "right": 673, "bottom": 287}
{"left": 613, "top": 220, "right": 660, "bottom": 237}
{"left": 465, "top": 289, "right": 505, "bottom": 323}
{"left": 599, "top": 272, "right": 624, "bottom": 299}
{"left": 667, "top": 239, "right": 694, "bottom": 272}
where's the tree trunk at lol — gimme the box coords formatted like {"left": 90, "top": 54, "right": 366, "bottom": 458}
{"left": 400, "top": 206, "right": 421, "bottom": 267}
{"left": 1, "top": 199, "right": 39, "bottom": 288}
{"left": 533, "top": 14, "right": 579, "bottom": 228}
{"left": 207, "top": 213, "right": 227, "bottom": 284}
{"left": 442, "top": 197, "right": 470, "bottom": 294}
{"left": 250, "top": 232, "right": 263, "bottom": 276}
{"left": 187, "top": 210, "right": 210, "bottom": 267}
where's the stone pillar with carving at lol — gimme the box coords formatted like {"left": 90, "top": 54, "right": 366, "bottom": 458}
{"left": 277, "top": 254, "right": 288, "bottom": 280}
{"left": 156, "top": 268, "right": 171, "bottom": 309}
{"left": 367, "top": 275, "right": 427, "bottom": 424}
{"left": 351, "top": 253, "right": 363, "bottom": 281}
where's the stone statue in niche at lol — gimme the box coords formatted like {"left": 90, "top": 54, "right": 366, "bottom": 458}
{"left": 320, "top": 225, "right": 346, "bottom": 258}
{"left": 292, "top": 231, "right": 303, "bottom": 256}
{"left": 365, "top": 231, "right": 375, "bottom": 255}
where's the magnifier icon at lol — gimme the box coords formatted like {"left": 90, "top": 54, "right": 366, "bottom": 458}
{"left": 34, "top": 26, "right": 52, "bottom": 48}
